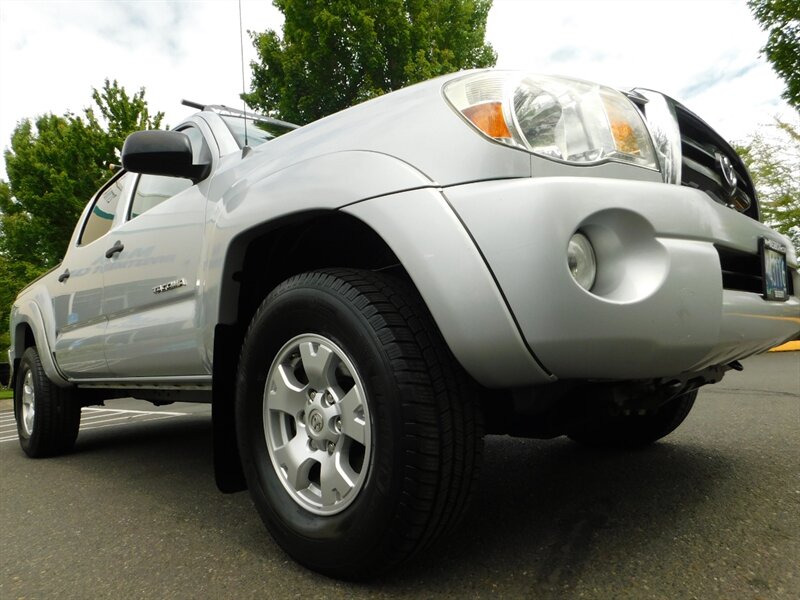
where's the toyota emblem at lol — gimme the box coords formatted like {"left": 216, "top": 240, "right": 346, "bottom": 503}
{"left": 716, "top": 152, "right": 738, "bottom": 195}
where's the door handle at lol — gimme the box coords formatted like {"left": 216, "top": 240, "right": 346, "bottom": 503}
{"left": 58, "top": 269, "right": 70, "bottom": 283}
{"left": 105, "top": 240, "right": 124, "bottom": 259}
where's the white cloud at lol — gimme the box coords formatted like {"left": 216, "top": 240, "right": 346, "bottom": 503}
{"left": 487, "top": 0, "right": 792, "bottom": 140}
{"left": 0, "top": 0, "right": 794, "bottom": 181}
{"left": 0, "top": 0, "right": 283, "bottom": 178}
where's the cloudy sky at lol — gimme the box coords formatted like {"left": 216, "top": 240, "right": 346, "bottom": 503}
{"left": 0, "top": 0, "right": 793, "bottom": 179}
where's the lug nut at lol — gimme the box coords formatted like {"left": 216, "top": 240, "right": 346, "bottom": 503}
{"left": 324, "top": 391, "right": 333, "bottom": 405}
{"left": 334, "top": 417, "right": 342, "bottom": 433}
{"left": 327, "top": 441, "right": 336, "bottom": 454}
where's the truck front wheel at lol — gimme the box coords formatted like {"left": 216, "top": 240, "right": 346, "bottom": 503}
{"left": 15, "top": 347, "right": 81, "bottom": 457}
{"left": 235, "top": 269, "right": 482, "bottom": 579}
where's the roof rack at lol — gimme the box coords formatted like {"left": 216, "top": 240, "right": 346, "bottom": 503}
{"left": 181, "top": 99, "right": 300, "bottom": 130}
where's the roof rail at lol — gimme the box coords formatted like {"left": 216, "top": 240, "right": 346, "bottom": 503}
{"left": 181, "top": 99, "right": 300, "bottom": 130}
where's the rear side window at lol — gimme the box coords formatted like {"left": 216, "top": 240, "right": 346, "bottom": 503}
{"left": 80, "top": 173, "right": 130, "bottom": 246}
{"left": 220, "top": 115, "right": 295, "bottom": 148}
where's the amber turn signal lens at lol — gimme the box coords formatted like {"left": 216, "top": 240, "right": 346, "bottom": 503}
{"left": 461, "top": 102, "right": 512, "bottom": 139}
{"left": 610, "top": 121, "right": 641, "bottom": 155}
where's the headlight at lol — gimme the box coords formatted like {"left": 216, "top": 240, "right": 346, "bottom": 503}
{"left": 444, "top": 72, "right": 658, "bottom": 171}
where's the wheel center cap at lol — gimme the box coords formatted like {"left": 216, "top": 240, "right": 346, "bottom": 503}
{"left": 308, "top": 410, "right": 324, "bottom": 434}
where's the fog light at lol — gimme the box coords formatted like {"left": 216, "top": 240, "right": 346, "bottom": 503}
{"left": 567, "top": 233, "right": 597, "bottom": 291}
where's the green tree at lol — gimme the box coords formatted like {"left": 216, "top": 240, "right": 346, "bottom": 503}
{"left": 748, "top": 0, "right": 800, "bottom": 110}
{"left": 0, "top": 79, "right": 163, "bottom": 270}
{"left": 0, "top": 80, "right": 163, "bottom": 362}
{"left": 1, "top": 113, "right": 108, "bottom": 268}
{"left": 0, "top": 253, "right": 44, "bottom": 364}
{"left": 88, "top": 79, "right": 165, "bottom": 165}
{"left": 244, "top": 0, "right": 496, "bottom": 124}
{"left": 735, "top": 118, "right": 800, "bottom": 252}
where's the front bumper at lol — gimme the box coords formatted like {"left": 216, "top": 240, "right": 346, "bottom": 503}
{"left": 445, "top": 177, "right": 799, "bottom": 380}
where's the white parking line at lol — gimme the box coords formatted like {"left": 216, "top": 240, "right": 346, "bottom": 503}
{"left": 0, "top": 412, "right": 14, "bottom": 440}
{"left": 0, "top": 407, "right": 191, "bottom": 443}
{"left": 79, "top": 414, "right": 183, "bottom": 431}
{"left": 83, "top": 407, "right": 189, "bottom": 417}
{"left": 79, "top": 411, "right": 155, "bottom": 422}
{"left": 71, "top": 413, "right": 153, "bottom": 427}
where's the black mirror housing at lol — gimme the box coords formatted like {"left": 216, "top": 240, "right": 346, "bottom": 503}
{"left": 121, "top": 130, "right": 210, "bottom": 183}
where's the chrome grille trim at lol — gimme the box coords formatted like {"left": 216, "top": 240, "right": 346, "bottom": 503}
{"left": 632, "top": 89, "right": 682, "bottom": 184}
{"left": 633, "top": 89, "right": 759, "bottom": 221}
{"left": 673, "top": 103, "right": 759, "bottom": 220}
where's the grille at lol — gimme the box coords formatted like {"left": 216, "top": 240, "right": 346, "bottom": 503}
{"left": 674, "top": 104, "right": 759, "bottom": 220}
{"left": 716, "top": 245, "right": 795, "bottom": 296}
{"left": 716, "top": 245, "right": 762, "bottom": 293}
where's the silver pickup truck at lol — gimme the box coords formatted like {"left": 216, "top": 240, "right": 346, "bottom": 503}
{"left": 7, "top": 70, "right": 799, "bottom": 578}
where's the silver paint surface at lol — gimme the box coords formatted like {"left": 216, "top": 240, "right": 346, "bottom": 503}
{"left": 8, "top": 70, "right": 799, "bottom": 391}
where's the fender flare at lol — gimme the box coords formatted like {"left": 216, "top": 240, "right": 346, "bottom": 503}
{"left": 12, "top": 300, "right": 71, "bottom": 388}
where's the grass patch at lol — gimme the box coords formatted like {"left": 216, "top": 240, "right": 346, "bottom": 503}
{"left": 0, "top": 389, "right": 13, "bottom": 400}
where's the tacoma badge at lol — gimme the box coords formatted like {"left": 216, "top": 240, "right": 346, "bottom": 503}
{"left": 152, "top": 278, "right": 187, "bottom": 294}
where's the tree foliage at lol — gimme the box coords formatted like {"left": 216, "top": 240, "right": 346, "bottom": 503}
{"left": 735, "top": 118, "right": 800, "bottom": 252}
{"left": 0, "top": 80, "right": 162, "bottom": 361}
{"left": 748, "top": 0, "right": 800, "bottom": 110}
{"left": 2, "top": 113, "right": 110, "bottom": 268}
{"left": 0, "top": 79, "right": 163, "bottom": 270}
{"left": 244, "top": 0, "right": 496, "bottom": 124}
{"left": 88, "top": 81, "right": 165, "bottom": 169}
{"left": 0, "top": 253, "right": 44, "bottom": 362}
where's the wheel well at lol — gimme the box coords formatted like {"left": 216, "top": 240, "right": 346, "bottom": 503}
{"left": 230, "top": 211, "right": 403, "bottom": 335}
{"left": 16, "top": 323, "right": 35, "bottom": 352}
{"left": 211, "top": 210, "right": 406, "bottom": 493}
{"left": 8, "top": 323, "right": 35, "bottom": 392}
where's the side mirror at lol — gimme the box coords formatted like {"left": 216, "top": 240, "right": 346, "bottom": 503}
{"left": 121, "top": 130, "right": 210, "bottom": 183}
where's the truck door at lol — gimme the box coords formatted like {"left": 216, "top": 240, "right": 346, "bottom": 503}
{"left": 52, "top": 172, "right": 134, "bottom": 378}
{"left": 101, "top": 123, "right": 213, "bottom": 378}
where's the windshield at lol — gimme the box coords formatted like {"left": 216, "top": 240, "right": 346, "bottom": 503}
{"left": 221, "top": 114, "right": 296, "bottom": 148}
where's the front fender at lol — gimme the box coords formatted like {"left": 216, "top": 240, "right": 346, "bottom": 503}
{"left": 201, "top": 150, "right": 437, "bottom": 361}
{"left": 216, "top": 149, "right": 435, "bottom": 218}
{"left": 343, "top": 187, "right": 553, "bottom": 388}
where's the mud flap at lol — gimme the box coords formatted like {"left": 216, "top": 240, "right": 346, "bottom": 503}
{"left": 213, "top": 325, "right": 247, "bottom": 493}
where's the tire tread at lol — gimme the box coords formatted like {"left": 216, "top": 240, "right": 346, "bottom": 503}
{"left": 241, "top": 268, "right": 483, "bottom": 576}
{"left": 16, "top": 347, "right": 80, "bottom": 458}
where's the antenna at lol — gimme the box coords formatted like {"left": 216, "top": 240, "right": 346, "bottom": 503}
{"left": 238, "top": 0, "right": 249, "bottom": 148}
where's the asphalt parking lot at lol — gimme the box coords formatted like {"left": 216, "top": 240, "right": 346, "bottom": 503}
{"left": 1, "top": 352, "right": 798, "bottom": 599}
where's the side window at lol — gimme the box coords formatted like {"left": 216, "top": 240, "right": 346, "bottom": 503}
{"left": 127, "top": 125, "right": 208, "bottom": 220}
{"left": 80, "top": 172, "right": 131, "bottom": 246}
{"left": 129, "top": 174, "right": 192, "bottom": 219}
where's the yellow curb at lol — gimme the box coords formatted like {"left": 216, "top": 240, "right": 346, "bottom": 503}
{"left": 769, "top": 340, "right": 800, "bottom": 352}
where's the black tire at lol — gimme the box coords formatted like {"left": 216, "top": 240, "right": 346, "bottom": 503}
{"left": 15, "top": 347, "right": 81, "bottom": 457}
{"left": 235, "top": 269, "right": 483, "bottom": 579}
{"left": 568, "top": 390, "right": 697, "bottom": 448}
